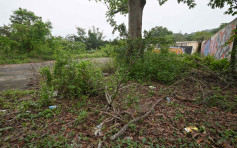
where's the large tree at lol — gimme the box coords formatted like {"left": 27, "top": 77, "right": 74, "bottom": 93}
{"left": 0, "top": 8, "right": 52, "bottom": 52}
{"left": 72, "top": 26, "right": 105, "bottom": 50}
{"left": 92, "top": 0, "right": 236, "bottom": 39}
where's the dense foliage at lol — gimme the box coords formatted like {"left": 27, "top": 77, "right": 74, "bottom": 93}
{"left": 0, "top": 8, "right": 57, "bottom": 63}
{"left": 125, "top": 52, "right": 187, "bottom": 83}
{"left": 68, "top": 26, "right": 106, "bottom": 50}
{"left": 0, "top": 8, "right": 109, "bottom": 64}
{"left": 40, "top": 50, "right": 103, "bottom": 104}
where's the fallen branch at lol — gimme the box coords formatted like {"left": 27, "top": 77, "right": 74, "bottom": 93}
{"left": 110, "top": 98, "right": 162, "bottom": 140}
{"left": 105, "top": 86, "right": 112, "bottom": 105}
{"left": 175, "top": 95, "right": 195, "bottom": 102}
{"left": 189, "top": 56, "right": 229, "bottom": 84}
{"left": 100, "top": 111, "right": 124, "bottom": 122}
{"left": 118, "top": 83, "right": 138, "bottom": 91}
{"left": 2, "top": 111, "right": 20, "bottom": 117}
{"left": 105, "top": 86, "right": 117, "bottom": 113}
{"left": 119, "top": 111, "right": 134, "bottom": 119}
{"left": 109, "top": 44, "right": 144, "bottom": 107}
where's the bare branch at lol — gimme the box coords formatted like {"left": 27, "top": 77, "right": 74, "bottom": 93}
{"left": 110, "top": 98, "right": 162, "bottom": 140}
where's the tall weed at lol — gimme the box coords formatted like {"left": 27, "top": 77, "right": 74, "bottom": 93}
{"left": 40, "top": 50, "right": 103, "bottom": 101}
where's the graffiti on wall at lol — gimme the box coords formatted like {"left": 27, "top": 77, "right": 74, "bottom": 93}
{"left": 154, "top": 48, "right": 183, "bottom": 54}
{"left": 153, "top": 46, "right": 192, "bottom": 55}
{"left": 201, "top": 18, "right": 237, "bottom": 60}
{"left": 169, "top": 48, "right": 184, "bottom": 54}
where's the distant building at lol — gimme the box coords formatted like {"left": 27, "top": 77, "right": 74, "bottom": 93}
{"left": 176, "top": 41, "right": 200, "bottom": 54}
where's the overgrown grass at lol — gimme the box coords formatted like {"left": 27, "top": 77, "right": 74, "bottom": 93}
{"left": 119, "top": 51, "right": 188, "bottom": 84}
{"left": 0, "top": 49, "right": 111, "bottom": 64}
{"left": 0, "top": 50, "right": 55, "bottom": 64}
{"left": 72, "top": 50, "right": 109, "bottom": 59}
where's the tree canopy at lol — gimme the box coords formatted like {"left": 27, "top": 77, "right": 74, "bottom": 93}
{"left": 68, "top": 26, "right": 106, "bottom": 50}
{"left": 0, "top": 8, "right": 52, "bottom": 53}
{"left": 92, "top": 0, "right": 236, "bottom": 39}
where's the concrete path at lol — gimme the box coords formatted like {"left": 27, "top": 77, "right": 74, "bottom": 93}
{"left": 0, "top": 58, "right": 111, "bottom": 92}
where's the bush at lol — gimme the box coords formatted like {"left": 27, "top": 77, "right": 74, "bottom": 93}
{"left": 40, "top": 51, "right": 103, "bottom": 100}
{"left": 120, "top": 51, "right": 187, "bottom": 83}
{"left": 100, "top": 44, "right": 117, "bottom": 57}
{"left": 183, "top": 53, "right": 230, "bottom": 74}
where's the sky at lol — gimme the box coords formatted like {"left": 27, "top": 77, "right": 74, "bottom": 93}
{"left": 0, "top": 0, "right": 236, "bottom": 40}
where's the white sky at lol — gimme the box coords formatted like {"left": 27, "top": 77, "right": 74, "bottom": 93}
{"left": 0, "top": 0, "right": 236, "bottom": 40}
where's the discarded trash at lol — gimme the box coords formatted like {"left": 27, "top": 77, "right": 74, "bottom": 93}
{"left": 184, "top": 126, "right": 198, "bottom": 134}
{"left": 165, "top": 97, "right": 171, "bottom": 103}
{"left": 97, "top": 141, "right": 102, "bottom": 148}
{"left": 149, "top": 86, "right": 156, "bottom": 89}
{"left": 49, "top": 105, "right": 58, "bottom": 109}
{"left": 53, "top": 91, "right": 58, "bottom": 97}
{"left": 94, "top": 123, "right": 103, "bottom": 137}
{"left": 26, "top": 111, "right": 31, "bottom": 113}
{"left": 0, "top": 110, "right": 7, "bottom": 114}
{"left": 0, "top": 110, "right": 7, "bottom": 113}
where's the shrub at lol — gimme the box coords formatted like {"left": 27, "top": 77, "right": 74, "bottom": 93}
{"left": 121, "top": 51, "right": 187, "bottom": 83}
{"left": 100, "top": 44, "right": 117, "bottom": 57}
{"left": 40, "top": 51, "right": 103, "bottom": 100}
{"left": 183, "top": 53, "right": 230, "bottom": 74}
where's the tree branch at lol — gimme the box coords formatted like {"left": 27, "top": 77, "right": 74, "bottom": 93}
{"left": 111, "top": 4, "right": 128, "bottom": 15}
{"left": 110, "top": 98, "right": 162, "bottom": 140}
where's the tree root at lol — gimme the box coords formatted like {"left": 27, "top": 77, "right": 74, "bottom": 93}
{"left": 110, "top": 98, "right": 162, "bottom": 140}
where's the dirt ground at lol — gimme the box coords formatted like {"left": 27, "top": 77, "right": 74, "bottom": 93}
{"left": 0, "top": 58, "right": 111, "bottom": 92}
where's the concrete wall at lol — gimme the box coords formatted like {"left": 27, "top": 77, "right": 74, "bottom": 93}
{"left": 176, "top": 41, "right": 200, "bottom": 54}
{"left": 201, "top": 18, "right": 237, "bottom": 60}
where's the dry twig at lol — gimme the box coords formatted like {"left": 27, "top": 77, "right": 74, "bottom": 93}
{"left": 110, "top": 98, "right": 162, "bottom": 140}
{"left": 175, "top": 95, "right": 195, "bottom": 102}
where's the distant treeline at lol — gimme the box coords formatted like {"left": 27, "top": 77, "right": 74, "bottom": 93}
{"left": 0, "top": 8, "right": 227, "bottom": 63}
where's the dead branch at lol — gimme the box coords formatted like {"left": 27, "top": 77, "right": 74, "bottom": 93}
{"left": 119, "top": 111, "right": 134, "bottom": 119}
{"left": 105, "top": 86, "right": 112, "bottom": 105}
{"left": 100, "top": 111, "right": 124, "bottom": 122}
{"left": 175, "top": 95, "right": 195, "bottom": 102}
{"left": 188, "top": 77, "right": 205, "bottom": 99}
{"left": 105, "top": 86, "right": 117, "bottom": 113}
{"left": 118, "top": 83, "right": 138, "bottom": 91}
{"left": 163, "top": 77, "right": 191, "bottom": 91}
{"left": 108, "top": 49, "right": 143, "bottom": 107}
{"left": 2, "top": 111, "right": 20, "bottom": 117}
{"left": 110, "top": 98, "right": 162, "bottom": 140}
{"left": 189, "top": 56, "right": 229, "bottom": 84}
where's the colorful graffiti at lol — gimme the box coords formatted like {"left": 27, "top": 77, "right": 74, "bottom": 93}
{"left": 201, "top": 18, "right": 237, "bottom": 60}
{"left": 169, "top": 48, "right": 184, "bottom": 54}
{"left": 153, "top": 48, "right": 184, "bottom": 54}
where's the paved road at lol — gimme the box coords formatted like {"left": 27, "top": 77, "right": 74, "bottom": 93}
{"left": 0, "top": 58, "right": 111, "bottom": 92}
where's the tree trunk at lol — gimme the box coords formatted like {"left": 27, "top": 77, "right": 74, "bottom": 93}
{"left": 127, "top": 0, "right": 146, "bottom": 60}
{"left": 128, "top": 0, "right": 146, "bottom": 39}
